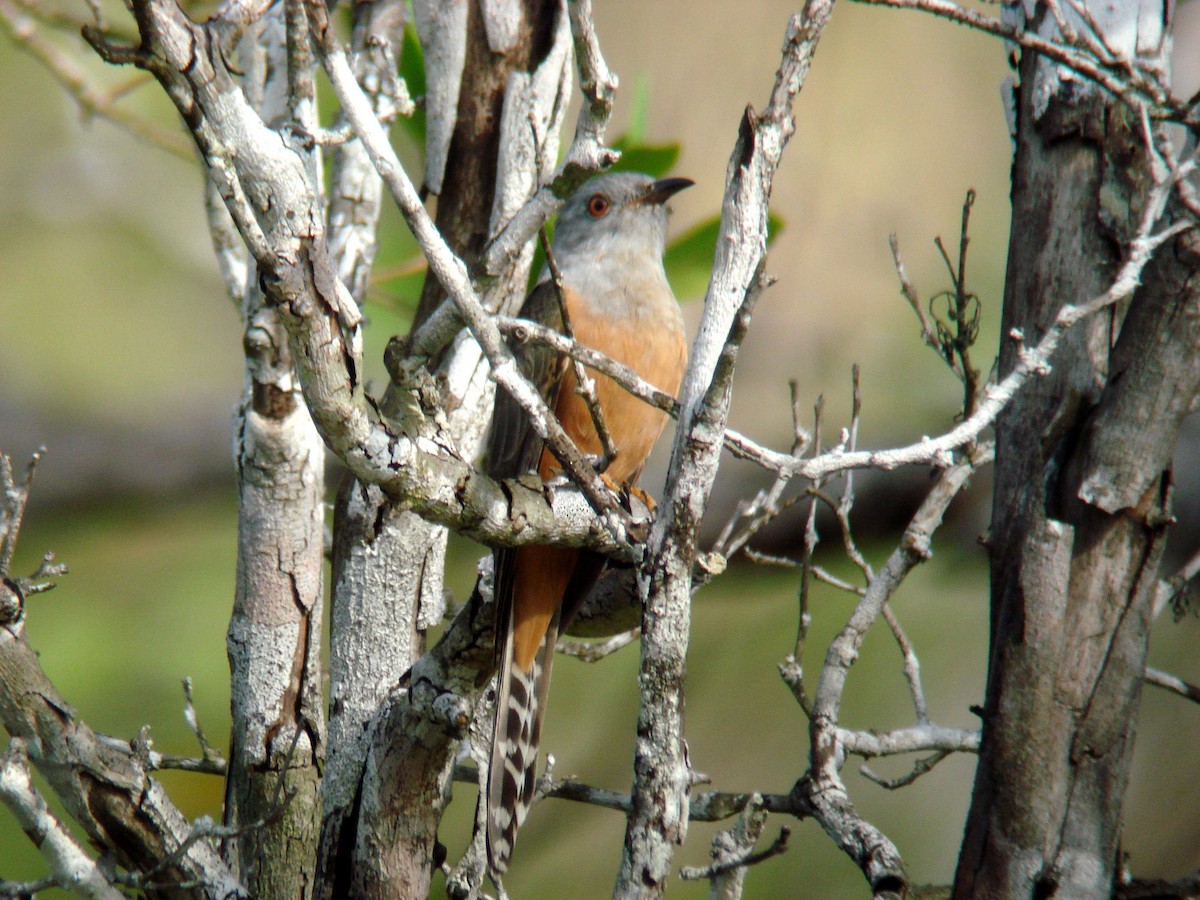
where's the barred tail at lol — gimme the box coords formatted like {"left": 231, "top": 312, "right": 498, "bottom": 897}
{"left": 486, "top": 607, "right": 557, "bottom": 874}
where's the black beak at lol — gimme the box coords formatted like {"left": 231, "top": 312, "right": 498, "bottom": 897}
{"left": 642, "top": 177, "right": 694, "bottom": 205}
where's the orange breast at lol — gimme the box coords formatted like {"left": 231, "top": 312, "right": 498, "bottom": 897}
{"left": 538, "top": 285, "right": 687, "bottom": 485}
{"left": 513, "top": 284, "right": 685, "bottom": 675}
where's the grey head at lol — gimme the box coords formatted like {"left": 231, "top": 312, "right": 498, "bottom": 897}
{"left": 551, "top": 172, "right": 693, "bottom": 269}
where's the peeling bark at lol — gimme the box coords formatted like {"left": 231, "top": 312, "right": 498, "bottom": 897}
{"left": 220, "top": 7, "right": 327, "bottom": 895}
{"left": 954, "top": 4, "right": 1200, "bottom": 896}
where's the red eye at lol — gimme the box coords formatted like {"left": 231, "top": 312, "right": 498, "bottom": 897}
{"left": 587, "top": 194, "right": 610, "bottom": 218}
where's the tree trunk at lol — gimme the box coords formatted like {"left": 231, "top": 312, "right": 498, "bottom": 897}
{"left": 222, "top": 10, "right": 326, "bottom": 896}
{"left": 318, "top": 2, "right": 571, "bottom": 894}
{"left": 954, "top": 5, "right": 1200, "bottom": 896}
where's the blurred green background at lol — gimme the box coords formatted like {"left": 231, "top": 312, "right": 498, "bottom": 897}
{"left": 3, "top": 0, "right": 1200, "bottom": 896}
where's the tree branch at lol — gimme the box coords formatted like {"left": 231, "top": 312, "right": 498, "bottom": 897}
{"left": 616, "top": 5, "right": 833, "bottom": 893}
{"left": 0, "top": 740, "right": 123, "bottom": 900}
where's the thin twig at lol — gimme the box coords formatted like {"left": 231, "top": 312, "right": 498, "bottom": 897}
{"left": 540, "top": 229, "right": 619, "bottom": 468}
{"left": 0, "top": 877, "right": 57, "bottom": 898}
{"left": 679, "top": 827, "right": 790, "bottom": 882}
{"left": 851, "top": 0, "right": 1189, "bottom": 125}
{"left": 557, "top": 628, "right": 639, "bottom": 662}
{"left": 861, "top": 750, "right": 952, "bottom": 790}
{"left": 1144, "top": 667, "right": 1200, "bottom": 704}
{"left": 880, "top": 604, "right": 929, "bottom": 724}
{"left": 0, "top": 0, "right": 192, "bottom": 158}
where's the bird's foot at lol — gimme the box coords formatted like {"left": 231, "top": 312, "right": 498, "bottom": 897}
{"left": 625, "top": 484, "right": 656, "bottom": 513}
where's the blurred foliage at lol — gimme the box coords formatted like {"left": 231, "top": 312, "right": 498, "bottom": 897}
{"left": 3, "top": 5, "right": 1199, "bottom": 896}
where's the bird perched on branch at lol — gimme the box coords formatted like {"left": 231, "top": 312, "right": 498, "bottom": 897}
{"left": 485, "top": 171, "right": 693, "bottom": 873}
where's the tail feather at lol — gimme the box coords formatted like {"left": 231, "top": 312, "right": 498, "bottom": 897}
{"left": 487, "top": 604, "right": 558, "bottom": 874}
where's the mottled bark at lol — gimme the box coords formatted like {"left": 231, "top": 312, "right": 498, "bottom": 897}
{"left": 615, "top": 6, "right": 834, "bottom": 895}
{"left": 320, "top": 1, "right": 571, "bottom": 894}
{"left": 220, "top": 8, "right": 327, "bottom": 896}
{"left": 954, "top": 4, "right": 1199, "bottom": 896}
{"left": 0, "top": 624, "right": 240, "bottom": 899}
{"left": 317, "top": 0, "right": 416, "bottom": 885}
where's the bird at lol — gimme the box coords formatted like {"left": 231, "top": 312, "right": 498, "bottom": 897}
{"left": 484, "top": 171, "right": 692, "bottom": 873}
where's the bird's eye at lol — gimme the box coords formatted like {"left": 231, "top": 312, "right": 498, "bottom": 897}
{"left": 586, "top": 194, "right": 610, "bottom": 218}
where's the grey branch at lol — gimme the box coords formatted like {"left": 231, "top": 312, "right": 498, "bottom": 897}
{"left": 616, "top": 4, "right": 833, "bottom": 893}
{"left": 679, "top": 795, "right": 786, "bottom": 899}
{"left": 556, "top": 628, "right": 639, "bottom": 662}
{"left": 0, "top": 452, "right": 243, "bottom": 896}
{"left": 0, "top": 739, "right": 123, "bottom": 900}
{"left": 850, "top": 0, "right": 1188, "bottom": 123}
{"left": 1143, "top": 667, "right": 1200, "bottom": 705}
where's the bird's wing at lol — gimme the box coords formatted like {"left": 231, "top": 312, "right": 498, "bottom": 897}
{"left": 485, "top": 279, "right": 566, "bottom": 483}
{"left": 485, "top": 280, "right": 567, "bottom": 874}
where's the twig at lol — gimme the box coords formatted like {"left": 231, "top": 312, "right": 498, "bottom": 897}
{"left": 19, "top": 552, "right": 68, "bottom": 596}
{"left": 181, "top": 677, "right": 220, "bottom": 762}
{"left": 679, "top": 827, "right": 790, "bottom": 883}
{"left": 540, "top": 229, "right": 619, "bottom": 468}
{"left": 0, "top": 451, "right": 41, "bottom": 574}
{"left": 95, "top": 735, "right": 228, "bottom": 775}
{"left": 680, "top": 796, "right": 784, "bottom": 898}
{"left": 0, "top": 0, "right": 192, "bottom": 159}
{"left": 781, "top": 395, "right": 826, "bottom": 716}
{"left": 743, "top": 548, "right": 799, "bottom": 568}
{"left": 0, "top": 876, "right": 57, "bottom": 897}
{"left": 861, "top": 750, "right": 952, "bottom": 790}
{"left": 891, "top": 233, "right": 943, "bottom": 364}
{"left": 1153, "top": 543, "right": 1200, "bottom": 620}
{"left": 810, "top": 564, "right": 860, "bottom": 594}
{"left": 880, "top": 604, "right": 929, "bottom": 724}
{"left": 1144, "top": 667, "right": 1200, "bottom": 704}
{"left": 838, "top": 723, "right": 980, "bottom": 758}
{"left": 557, "top": 628, "right": 639, "bottom": 662}
{"left": 850, "top": 0, "right": 1189, "bottom": 125}
{"left": 0, "top": 740, "right": 123, "bottom": 900}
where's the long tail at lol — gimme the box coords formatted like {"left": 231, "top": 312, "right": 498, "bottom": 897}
{"left": 486, "top": 599, "right": 558, "bottom": 874}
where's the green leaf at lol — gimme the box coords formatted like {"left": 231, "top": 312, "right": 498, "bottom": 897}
{"left": 665, "top": 213, "right": 786, "bottom": 301}
{"left": 608, "top": 142, "right": 680, "bottom": 179}
{"left": 624, "top": 75, "right": 651, "bottom": 146}
{"left": 396, "top": 22, "right": 427, "bottom": 149}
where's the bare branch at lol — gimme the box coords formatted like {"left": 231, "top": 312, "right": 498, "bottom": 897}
{"left": 556, "top": 628, "right": 639, "bottom": 662}
{"left": 1154, "top": 543, "right": 1200, "bottom": 620}
{"left": 0, "top": 450, "right": 42, "bottom": 576}
{"left": 680, "top": 824, "right": 789, "bottom": 886}
{"left": 861, "top": 751, "right": 952, "bottom": 790}
{"left": 1144, "top": 667, "right": 1200, "bottom": 705}
{"left": 95, "top": 734, "right": 228, "bottom": 775}
{"left": 181, "top": 676, "right": 222, "bottom": 764}
{"left": 850, "top": 0, "right": 1189, "bottom": 124}
{"left": 0, "top": 876, "right": 56, "bottom": 898}
{"left": 880, "top": 604, "right": 929, "bottom": 724}
{"left": 0, "top": 0, "right": 193, "bottom": 158}
{"left": 541, "top": 228, "right": 619, "bottom": 468}
{"left": 0, "top": 740, "right": 123, "bottom": 900}
{"left": 0, "top": 449, "right": 242, "bottom": 895}
{"left": 617, "top": 4, "right": 834, "bottom": 891}
{"left": 839, "top": 724, "right": 980, "bottom": 759}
